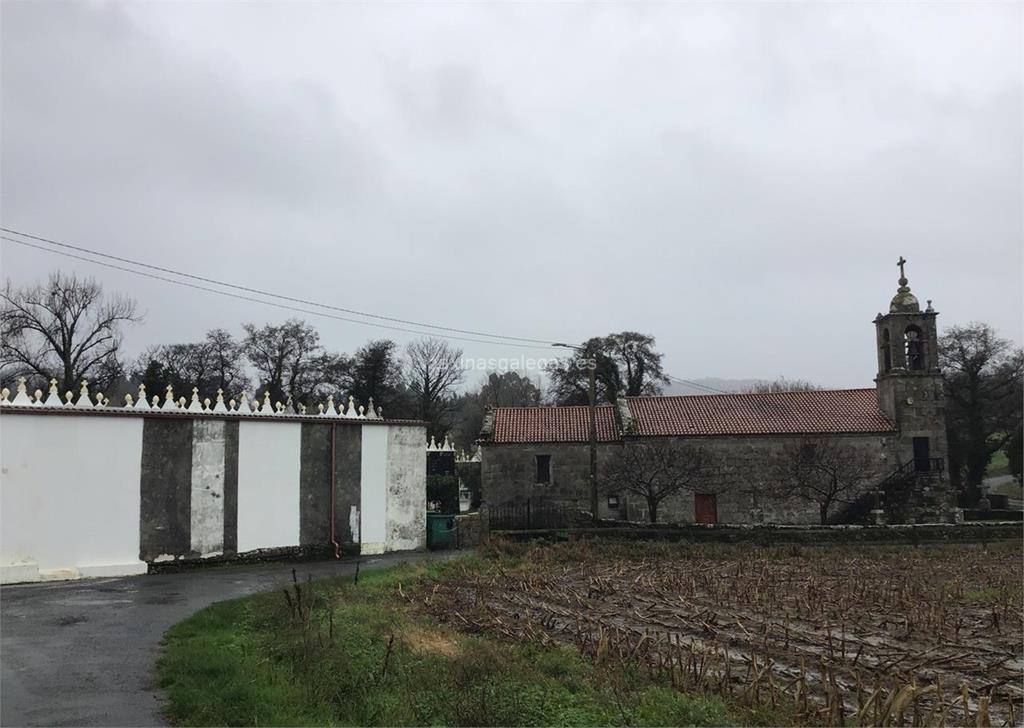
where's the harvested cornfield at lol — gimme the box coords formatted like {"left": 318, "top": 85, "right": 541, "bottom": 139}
{"left": 412, "top": 540, "right": 1023, "bottom": 727}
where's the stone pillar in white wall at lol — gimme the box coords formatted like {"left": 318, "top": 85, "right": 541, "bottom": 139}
{"left": 190, "top": 420, "right": 226, "bottom": 557}
{"left": 359, "top": 424, "right": 389, "bottom": 555}
{"left": 386, "top": 425, "right": 427, "bottom": 551}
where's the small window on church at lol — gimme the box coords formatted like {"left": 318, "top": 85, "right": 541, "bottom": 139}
{"left": 905, "top": 326, "right": 924, "bottom": 371}
{"left": 882, "top": 329, "right": 892, "bottom": 372}
{"left": 535, "top": 455, "right": 551, "bottom": 484}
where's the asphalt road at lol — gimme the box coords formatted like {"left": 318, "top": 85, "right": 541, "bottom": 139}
{"left": 1, "top": 551, "right": 451, "bottom": 727}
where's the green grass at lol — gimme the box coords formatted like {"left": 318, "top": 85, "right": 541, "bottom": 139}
{"left": 992, "top": 480, "right": 1022, "bottom": 497}
{"left": 986, "top": 450, "right": 1011, "bottom": 478}
{"left": 158, "top": 560, "right": 764, "bottom": 727}
{"left": 962, "top": 586, "right": 1002, "bottom": 604}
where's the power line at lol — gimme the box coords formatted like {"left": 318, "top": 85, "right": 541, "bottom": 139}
{"left": 2, "top": 228, "right": 727, "bottom": 387}
{"left": 0, "top": 226, "right": 560, "bottom": 347}
{"left": 0, "top": 235, "right": 551, "bottom": 350}
{"left": 665, "top": 374, "right": 731, "bottom": 395}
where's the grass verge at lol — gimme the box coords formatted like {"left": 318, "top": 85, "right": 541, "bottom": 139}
{"left": 158, "top": 557, "right": 774, "bottom": 727}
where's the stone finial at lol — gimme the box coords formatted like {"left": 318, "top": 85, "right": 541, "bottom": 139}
{"left": 275, "top": 401, "right": 284, "bottom": 414}
{"left": 228, "top": 398, "right": 236, "bottom": 412}
{"left": 188, "top": 387, "right": 203, "bottom": 412}
{"left": 299, "top": 403, "right": 307, "bottom": 415}
{"left": 75, "top": 380, "right": 93, "bottom": 408}
{"left": 151, "top": 395, "right": 160, "bottom": 407}
{"left": 377, "top": 407, "right": 382, "bottom": 419}
{"left": 162, "top": 386, "right": 177, "bottom": 411}
{"left": 442, "top": 435, "right": 454, "bottom": 452}
{"left": 32, "top": 388, "right": 43, "bottom": 406}
{"left": 259, "top": 391, "right": 273, "bottom": 415}
{"left": 345, "top": 395, "right": 358, "bottom": 418}
{"left": 324, "top": 395, "right": 336, "bottom": 416}
{"left": 284, "top": 395, "right": 296, "bottom": 415}
{"left": 10, "top": 377, "right": 31, "bottom": 406}
{"left": 318, "top": 403, "right": 325, "bottom": 415}
{"left": 96, "top": 393, "right": 106, "bottom": 407}
{"left": 0, "top": 387, "right": 9, "bottom": 404}
{"left": 239, "top": 391, "right": 251, "bottom": 413}
{"left": 125, "top": 393, "right": 134, "bottom": 407}
{"left": 428, "top": 435, "right": 437, "bottom": 451}
{"left": 135, "top": 384, "right": 151, "bottom": 409}
{"left": 203, "top": 397, "right": 211, "bottom": 410}
{"left": 178, "top": 397, "right": 186, "bottom": 408}
{"left": 44, "top": 379, "right": 62, "bottom": 407}
{"left": 65, "top": 391, "right": 74, "bottom": 404}
{"left": 365, "top": 398, "right": 378, "bottom": 419}
{"left": 926, "top": 299, "right": 935, "bottom": 313}
{"left": 213, "top": 389, "right": 228, "bottom": 413}
{"left": 358, "top": 405, "right": 365, "bottom": 417}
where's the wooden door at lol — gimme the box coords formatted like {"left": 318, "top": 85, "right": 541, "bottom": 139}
{"left": 694, "top": 493, "right": 718, "bottom": 525}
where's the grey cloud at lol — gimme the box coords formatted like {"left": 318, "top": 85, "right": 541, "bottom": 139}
{"left": 1, "top": 1, "right": 1019, "bottom": 387}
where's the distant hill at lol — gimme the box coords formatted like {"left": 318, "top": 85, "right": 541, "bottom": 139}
{"left": 662, "top": 378, "right": 762, "bottom": 396}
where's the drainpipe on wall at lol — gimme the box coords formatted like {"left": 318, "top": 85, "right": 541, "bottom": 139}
{"left": 330, "top": 423, "right": 340, "bottom": 559}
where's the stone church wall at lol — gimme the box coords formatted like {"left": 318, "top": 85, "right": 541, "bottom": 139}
{"left": 0, "top": 403, "right": 427, "bottom": 584}
{"left": 482, "top": 433, "right": 898, "bottom": 525}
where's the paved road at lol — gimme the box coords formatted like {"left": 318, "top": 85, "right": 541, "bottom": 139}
{"left": 1, "top": 552, "right": 452, "bottom": 727}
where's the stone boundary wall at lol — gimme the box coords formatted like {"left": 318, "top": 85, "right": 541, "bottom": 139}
{"left": 491, "top": 521, "right": 1022, "bottom": 545}
{"left": 0, "top": 406, "right": 426, "bottom": 583}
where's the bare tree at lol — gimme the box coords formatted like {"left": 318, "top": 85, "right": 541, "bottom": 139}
{"left": 405, "top": 337, "right": 463, "bottom": 438}
{"left": 768, "top": 436, "right": 877, "bottom": 524}
{"left": 604, "top": 440, "right": 713, "bottom": 524}
{"left": 0, "top": 272, "right": 140, "bottom": 394}
{"left": 204, "top": 328, "right": 250, "bottom": 393}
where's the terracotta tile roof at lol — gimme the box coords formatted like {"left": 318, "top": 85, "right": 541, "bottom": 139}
{"left": 490, "top": 405, "right": 620, "bottom": 443}
{"left": 486, "top": 389, "right": 894, "bottom": 444}
{"left": 627, "top": 388, "right": 895, "bottom": 436}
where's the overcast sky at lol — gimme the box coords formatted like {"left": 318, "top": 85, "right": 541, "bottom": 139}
{"left": 2, "top": 1, "right": 1021, "bottom": 391}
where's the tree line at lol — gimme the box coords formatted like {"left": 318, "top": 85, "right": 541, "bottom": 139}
{"left": 1, "top": 272, "right": 1020, "bottom": 492}
{"left": 0, "top": 273, "right": 469, "bottom": 438}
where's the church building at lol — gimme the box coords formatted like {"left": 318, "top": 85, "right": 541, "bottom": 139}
{"left": 478, "top": 262, "right": 955, "bottom": 525}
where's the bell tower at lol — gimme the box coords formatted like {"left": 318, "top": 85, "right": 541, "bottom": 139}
{"left": 873, "top": 257, "right": 947, "bottom": 472}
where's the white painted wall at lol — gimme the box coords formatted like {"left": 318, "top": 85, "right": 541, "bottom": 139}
{"left": 236, "top": 421, "right": 301, "bottom": 553}
{"left": 0, "top": 414, "right": 147, "bottom": 582}
{"left": 360, "top": 424, "right": 389, "bottom": 554}
{"left": 190, "top": 420, "right": 225, "bottom": 557}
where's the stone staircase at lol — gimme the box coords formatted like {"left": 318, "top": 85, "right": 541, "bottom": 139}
{"left": 832, "top": 457, "right": 948, "bottom": 525}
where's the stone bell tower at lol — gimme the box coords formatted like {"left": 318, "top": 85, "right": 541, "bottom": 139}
{"left": 873, "top": 257, "right": 948, "bottom": 474}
